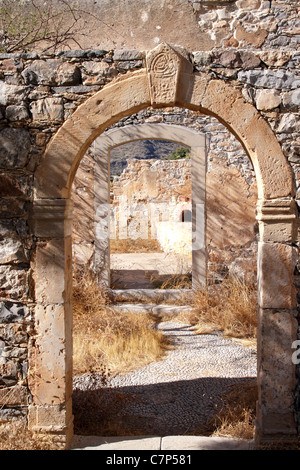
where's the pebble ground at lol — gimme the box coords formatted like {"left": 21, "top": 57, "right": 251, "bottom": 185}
{"left": 73, "top": 321, "right": 257, "bottom": 436}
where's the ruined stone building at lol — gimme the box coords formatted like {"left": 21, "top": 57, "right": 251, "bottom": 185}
{"left": 0, "top": 0, "right": 299, "bottom": 449}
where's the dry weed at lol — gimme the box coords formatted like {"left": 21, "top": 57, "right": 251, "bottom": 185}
{"left": 190, "top": 275, "right": 257, "bottom": 340}
{"left": 72, "top": 270, "right": 170, "bottom": 376}
{"left": 0, "top": 419, "right": 56, "bottom": 450}
{"left": 150, "top": 272, "right": 192, "bottom": 289}
{"left": 110, "top": 238, "right": 163, "bottom": 253}
{"left": 208, "top": 378, "right": 257, "bottom": 440}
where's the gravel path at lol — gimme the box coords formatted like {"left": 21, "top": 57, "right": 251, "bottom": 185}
{"left": 73, "top": 321, "right": 257, "bottom": 436}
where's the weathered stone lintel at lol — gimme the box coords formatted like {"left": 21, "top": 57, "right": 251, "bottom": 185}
{"left": 256, "top": 198, "right": 298, "bottom": 243}
{"left": 256, "top": 198, "right": 298, "bottom": 220}
{"left": 32, "top": 199, "right": 73, "bottom": 238}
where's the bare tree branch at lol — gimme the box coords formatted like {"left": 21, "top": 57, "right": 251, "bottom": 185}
{"left": 0, "top": 0, "right": 88, "bottom": 53}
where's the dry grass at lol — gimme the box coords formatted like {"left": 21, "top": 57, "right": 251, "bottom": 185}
{"left": 72, "top": 270, "right": 171, "bottom": 376}
{"left": 0, "top": 269, "right": 258, "bottom": 448}
{"left": 110, "top": 238, "right": 163, "bottom": 253}
{"left": 186, "top": 275, "right": 257, "bottom": 341}
{"left": 208, "top": 379, "right": 299, "bottom": 448}
{"left": 150, "top": 272, "right": 192, "bottom": 289}
{"left": 0, "top": 418, "right": 55, "bottom": 450}
{"left": 207, "top": 378, "right": 257, "bottom": 440}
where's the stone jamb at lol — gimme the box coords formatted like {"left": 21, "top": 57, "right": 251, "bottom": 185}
{"left": 29, "top": 199, "right": 74, "bottom": 448}
{"left": 93, "top": 123, "right": 206, "bottom": 288}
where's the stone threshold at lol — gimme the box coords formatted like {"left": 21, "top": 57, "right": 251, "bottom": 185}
{"left": 108, "top": 288, "right": 193, "bottom": 303}
{"left": 71, "top": 435, "right": 255, "bottom": 450}
{"left": 110, "top": 302, "right": 197, "bottom": 317}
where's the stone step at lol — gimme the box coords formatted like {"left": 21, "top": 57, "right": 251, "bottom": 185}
{"left": 71, "top": 435, "right": 255, "bottom": 451}
{"left": 108, "top": 288, "right": 193, "bottom": 304}
{"left": 110, "top": 302, "right": 197, "bottom": 317}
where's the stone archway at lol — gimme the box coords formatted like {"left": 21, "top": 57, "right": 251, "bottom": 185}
{"left": 92, "top": 123, "right": 206, "bottom": 288}
{"left": 31, "top": 43, "right": 298, "bottom": 448}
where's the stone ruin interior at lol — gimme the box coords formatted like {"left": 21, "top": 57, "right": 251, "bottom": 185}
{"left": 72, "top": 109, "right": 257, "bottom": 293}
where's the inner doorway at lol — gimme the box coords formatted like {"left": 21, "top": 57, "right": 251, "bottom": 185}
{"left": 92, "top": 123, "right": 207, "bottom": 292}
{"left": 109, "top": 138, "right": 193, "bottom": 290}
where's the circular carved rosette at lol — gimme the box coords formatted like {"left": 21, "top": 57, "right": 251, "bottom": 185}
{"left": 150, "top": 50, "right": 177, "bottom": 78}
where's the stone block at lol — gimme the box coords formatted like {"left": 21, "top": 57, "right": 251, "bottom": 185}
{"left": 28, "top": 399, "right": 73, "bottom": 431}
{"left": 258, "top": 221, "right": 296, "bottom": 244}
{"left": 282, "top": 89, "right": 300, "bottom": 111}
{"left": 56, "top": 62, "right": 81, "bottom": 86}
{"left": 0, "top": 128, "right": 31, "bottom": 169}
{"left": 256, "top": 199, "right": 298, "bottom": 243}
{"left": 260, "top": 51, "right": 291, "bottom": 67}
{"left": 213, "top": 50, "right": 261, "bottom": 70}
{"left": 30, "top": 97, "right": 64, "bottom": 122}
{"left": 0, "top": 175, "right": 29, "bottom": 198}
{"left": 0, "top": 301, "right": 28, "bottom": 323}
{"left": 29, "top": 303, "right": 72, "bottom": 405}
{"left": 81, "top": 61, "right": 117, "bottom": 85}
{"left": 215, "top": 50, "right": 240, "bottom": 68}
{"left": 34, "top": 237, "right": 72, "bottom": 304}
{"left": 5, "top": 104, "right": 30, "bottom": 122}
{"left": 257, "top": 308, "right": 298, "bottom": 438}
{"left": 0, "top": 323, "right": 28, "bottom": 345}
{"left": 257, "top": 411, "right": 298, "bottom": 440}
{"left": 256, "top": 89, "right": 281, "bottom": 111}
{"left": 235, "top": 23, "right": 268, "bottom": 47}
{"left": 0, "top": 385, "right": 28, "bottom": 407}
{"left": 238, "top": 70, "right": 300, "bottom": 90}
{"left": 239, "top": 51, "right": 261, "bottom": 69}
{"left": 0, "top": 265, "right": 27, "bottom": 300}
{"left": 32, "top": 199, "right": 73, "bottom": 238}
{"left": 0, "top": 58, "right": 23, "bottom": 73}
{"left": 0, "top": 220, "right": 27, "bottom": 264}
{"left": 146, "top": 43, "right": 193, "bottom": 106}
{"left": 192, "top": 51, "right": 212, "bottom": 66}
{"left": 277, "top": 113, "right": 300, "bottom": 134}
{"left": 113, "top": 50, "right": 144, "bottom": 61}
{"left": 257, "top": 242, "right": 297, "bottom": 309}
{"left": 0, "top": 361, "right": 18, "bottom": 386}
{"left": 22, "top": 60, "right": 81, "bottom": 86}
{"left": 0, "top": 81, "right": 28, "bottom": 105}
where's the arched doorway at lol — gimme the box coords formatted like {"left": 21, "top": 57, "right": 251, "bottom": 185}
{"left": 92, "top": 123, "right": 206, "bottom": 289}
{"left": 31, "top": 43, "right": 298, "bottom": 448}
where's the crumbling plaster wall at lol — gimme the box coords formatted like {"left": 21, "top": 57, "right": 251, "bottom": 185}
{"left": 55, "top": 0, "right": 300, "bottom": 54}
{"left": 111, "top": 158, "right": 193, "bottom": 255}
{"left": 0, "top": 0, "right": 299, "bottom": 447}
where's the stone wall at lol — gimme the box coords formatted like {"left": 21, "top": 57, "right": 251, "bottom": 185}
{"left": 0, "top": 0, "right": 299, "bottom": 446}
